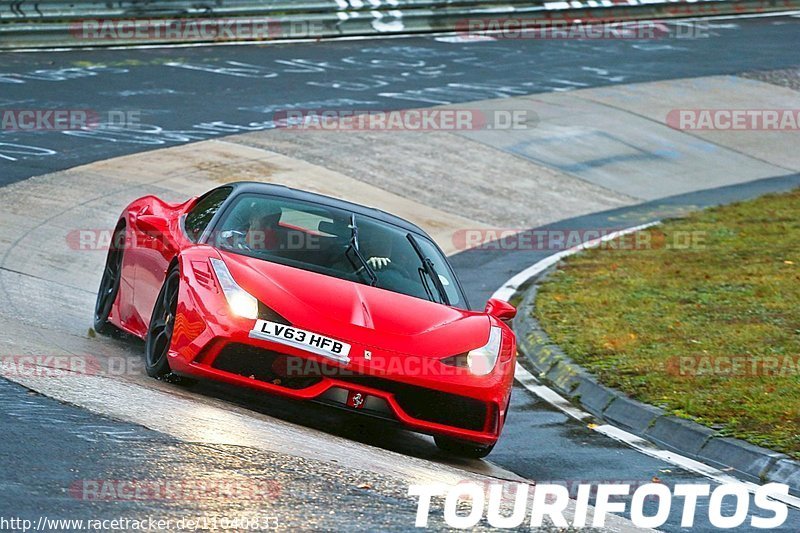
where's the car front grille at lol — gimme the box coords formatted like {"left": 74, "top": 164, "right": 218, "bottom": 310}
{"left": 334, "top": 375, "right": 491, "bottom": 432}
{"left": 213, "top": 343, "right": 492, "bottom": 432}
{"left": 212, "top": 343, "right": 323, "bottom": 390}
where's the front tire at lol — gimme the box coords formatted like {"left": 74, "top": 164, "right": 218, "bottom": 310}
{"left": 145, "top": 266, "right": 180, "bottom": 378}
{"left": 94, "top": 225, "right": 125, "bottom": 335}
{"left": 434, "top": 435, "right": 495, "bottom": 459}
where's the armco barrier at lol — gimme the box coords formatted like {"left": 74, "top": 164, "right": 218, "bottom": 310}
{"left": 0, "top": 0, "right": 798, "bottom": 49}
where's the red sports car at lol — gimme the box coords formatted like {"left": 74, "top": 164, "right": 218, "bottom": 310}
{"left": 94, "top": 182, "right": 517, "bottom": 458}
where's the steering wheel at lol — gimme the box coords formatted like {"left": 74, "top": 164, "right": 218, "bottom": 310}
{"left": 220, "top": 229, "right": 252, "bottom": 251}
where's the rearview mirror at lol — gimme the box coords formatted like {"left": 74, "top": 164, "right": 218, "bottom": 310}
{"left": 484, "top": 298, "right": 517, "bottom": 321}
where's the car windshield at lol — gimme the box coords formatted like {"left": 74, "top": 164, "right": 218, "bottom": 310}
{"left": 211, "top": 193, "right": 464, "bottom": 307}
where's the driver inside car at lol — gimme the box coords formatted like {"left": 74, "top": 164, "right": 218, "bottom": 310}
{"left": 221, "top": 200, "right": 282, "bottom": 251}
{"left": 246, "top": 210, "right": 281, "bottom": 251}
{"left": 362, "top": 234, "right": 392, "bottom": 270}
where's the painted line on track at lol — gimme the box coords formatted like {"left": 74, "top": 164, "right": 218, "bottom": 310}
{"left": 492, "top": 222, "right": 658, "bottom": 301}
{"left": 495, "top": 223, "right": 800, "bottom": 510}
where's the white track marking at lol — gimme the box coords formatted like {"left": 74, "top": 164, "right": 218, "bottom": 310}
{"left": 514, "top": 364, "right": 591, "bottom": 422}
{"left": 595, "top": 424, "right": 800, "bottom": 508}
{"left": 492, "top": 222, "right": 657, "bottom": 301}
{"left": 495, "top": 223, "right": 800, "bottom": 509}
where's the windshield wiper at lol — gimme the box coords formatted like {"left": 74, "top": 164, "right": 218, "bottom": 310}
{"left": 347, "top": 214, "right": 378, "bottom": 287}
{"left": 406, "top": 233, "right": 450, "bottom": 306}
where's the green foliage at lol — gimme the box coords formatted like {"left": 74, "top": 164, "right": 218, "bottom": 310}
{"left": 536, "top": 189, "right": 800, "bottom": 459}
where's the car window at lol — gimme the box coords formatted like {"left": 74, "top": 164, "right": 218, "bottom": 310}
{"left": 213, "top": 193, "right": 464, "bottom": 307}
{"left": 279, "top": 207, "right": 333, "bottom": 235}
{"left": 414, "top": 235, "right": 462, "bottom": 306}
{"left": 184, "top": 187, "right": 232, "bottom": 242}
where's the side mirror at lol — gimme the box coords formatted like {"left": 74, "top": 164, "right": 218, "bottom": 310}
{"left": 135, "top": 214, "right": 169, "bottom": 239}
{"left": 485, "top": 298, "right": 517, "bottom": 321}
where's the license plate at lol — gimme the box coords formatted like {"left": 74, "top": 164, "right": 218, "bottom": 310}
{"left": 249, "top": 320, "right": 351, "bottom": 363}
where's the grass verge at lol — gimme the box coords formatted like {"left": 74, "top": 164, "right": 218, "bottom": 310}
{"left": 535, "top": 189, "right": 800, "bottom": 459}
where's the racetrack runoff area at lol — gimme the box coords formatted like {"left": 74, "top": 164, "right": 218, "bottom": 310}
{"left": 2, "top": 68, "right": 800, "bottom": 530}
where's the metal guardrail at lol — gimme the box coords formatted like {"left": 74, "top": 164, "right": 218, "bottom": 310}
{"left": 1, "top": 0, "right": 798, "bottom": 49}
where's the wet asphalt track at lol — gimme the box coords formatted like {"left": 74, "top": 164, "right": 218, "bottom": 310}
{"left": 1, "top": 16, "right": 799, "bottom": 185}
{"left": 0, "top": 377, "right": 462, "bottom": 531}
{"left": 1, "top": 16, "right": 800, "bottom": 531}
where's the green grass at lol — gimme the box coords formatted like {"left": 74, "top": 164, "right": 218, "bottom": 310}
{"left": 535, "top": 189, "right": 800, "bottom": 459}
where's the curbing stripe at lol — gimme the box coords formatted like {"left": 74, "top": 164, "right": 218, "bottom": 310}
{"left": 514, "top": 364, "right": 592, "bottom": 422}
{"left": 493, "top": 223, "right": 800, "bottom": 503}
{"left": 491, "top": 222, "right": 658, "bottom": 302}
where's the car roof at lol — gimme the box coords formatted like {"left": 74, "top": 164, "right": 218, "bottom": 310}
{"left": 223, "top": 181, "right": 429, "bottom": 236}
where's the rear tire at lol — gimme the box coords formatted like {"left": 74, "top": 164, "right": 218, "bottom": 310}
{"left": 93, "top": 225, "right": 125, "bottom": 335}
{"left": 434, "top": 435, "right": 495, "bottom": 459}
{"left": 145, "top": 266, "right": 180, "bottom": 378}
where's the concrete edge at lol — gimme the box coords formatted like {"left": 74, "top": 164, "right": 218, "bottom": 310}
{"left": 512, "top": 268, "right": 800, "bottom": 495}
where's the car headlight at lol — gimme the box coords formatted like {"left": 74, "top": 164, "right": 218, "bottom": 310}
{"left": 467, "top": 326, "right": 503, "bottom": 376}
{"left": 210, "top": 258, "right": 259, "bottom": 320}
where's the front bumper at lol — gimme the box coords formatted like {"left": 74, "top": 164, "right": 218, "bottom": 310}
{"left": 169, "top": 311, "right": 514, "bottom": 445}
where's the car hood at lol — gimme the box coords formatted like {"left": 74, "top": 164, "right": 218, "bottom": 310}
{"left": 219, "top": 250, "right": 490, "bottom": 357}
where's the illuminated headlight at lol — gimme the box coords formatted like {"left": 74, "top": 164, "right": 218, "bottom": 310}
{"left": 210, "top": 258, "right": 259, "bottom": 320}
{"left": 466, "top": 326, "right": 503, "bottom": 376}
